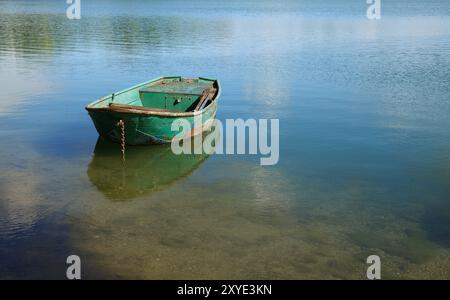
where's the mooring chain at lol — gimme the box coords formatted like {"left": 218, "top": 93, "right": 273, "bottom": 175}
{"left": 116, "top": 119, "right": 126, "bottom": 161}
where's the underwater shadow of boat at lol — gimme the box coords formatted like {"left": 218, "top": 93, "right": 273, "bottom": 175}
{"left": 87, "top": 137, "right": 210, "bottom": 201}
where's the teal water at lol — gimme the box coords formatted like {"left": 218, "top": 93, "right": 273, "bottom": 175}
{"left": 0, "top": 0, "right": 450, "bottom": 279}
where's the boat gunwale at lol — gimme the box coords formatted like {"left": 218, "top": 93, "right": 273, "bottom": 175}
{"left": 85, "top": 76, "right": 220, "bottom": 118}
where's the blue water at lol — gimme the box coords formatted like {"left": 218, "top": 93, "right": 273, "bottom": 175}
{"left": 0, "top": 0, "right": 449, "bottom": 279}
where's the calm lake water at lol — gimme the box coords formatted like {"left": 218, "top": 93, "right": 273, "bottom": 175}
{"left": 0, "top": 0, "right": 450, "bottom": 279}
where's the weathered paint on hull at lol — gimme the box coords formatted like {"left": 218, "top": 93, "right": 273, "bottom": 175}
{"left": 86, "top": 76, "right": 220, "bottom": 145}
{"left": 87, "top": 101, "right": 217, "bottom": 145}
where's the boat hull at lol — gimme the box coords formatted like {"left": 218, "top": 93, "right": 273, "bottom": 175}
{"left": 87, "top": 101, "right": 217, "bottom": 145}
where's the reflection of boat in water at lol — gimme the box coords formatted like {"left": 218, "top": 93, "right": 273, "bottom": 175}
{"left": 87, "top": 137, "right": 210, "bottom": 201}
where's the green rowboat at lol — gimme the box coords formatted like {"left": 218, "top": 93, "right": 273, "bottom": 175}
{"left": 86, "top": 76, "right": 220, "bottom": 145}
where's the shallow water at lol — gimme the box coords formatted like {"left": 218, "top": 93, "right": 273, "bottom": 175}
{"left": 0, "top": 0, "right": 450, "bottom": 279}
